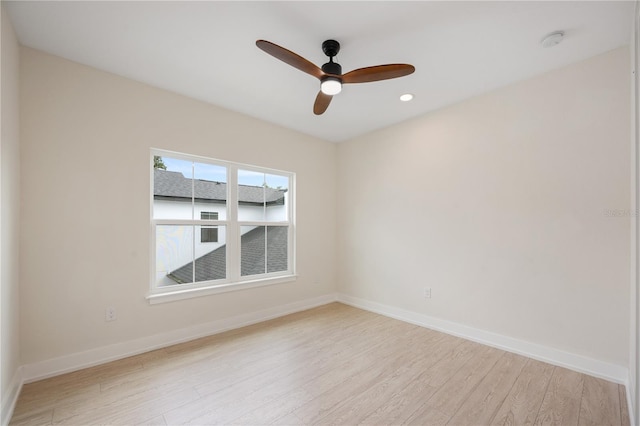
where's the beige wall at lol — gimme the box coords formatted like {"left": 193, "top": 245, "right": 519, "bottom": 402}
{"left": 338, "top": 47, "right": 631, "bottom": 367}
{"left": 1, "top": 3, "right": 21, "bottom": 418}
{"left": 1, "top": 2, "right": 21, "bottom": 413}
{"left": 19, "top": 47, "right": 337, "bottom": 364}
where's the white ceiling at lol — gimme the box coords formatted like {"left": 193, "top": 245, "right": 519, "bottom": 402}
{"left": 5, "top": 1, "right": 634, "bottom": 142}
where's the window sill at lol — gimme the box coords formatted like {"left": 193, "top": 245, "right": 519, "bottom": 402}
{"left": 146, "top": 275, "right": 298, "bottom": 305}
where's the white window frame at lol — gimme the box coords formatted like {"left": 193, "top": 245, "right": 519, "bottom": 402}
{"left": 148, "top": 149, "right": 296, "bottom": 304}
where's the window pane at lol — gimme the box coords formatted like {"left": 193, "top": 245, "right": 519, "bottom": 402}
{"left": 241, "top": 225, "right": 265, "bottom": 276}
{"left": 155, "top": 225, "right": 194, "bottom": 286}
{"left": 237, "top": 170, "right": 289, "bottom": 222}
{"left": 265, "top": 174, "right": 289, "bottom": 221}
{"left": 194, "top": 162, "right": 227, "bottom": 220}
{"left": 238, "top": 169, "right": 266, "bottom": 221}
{"left": 240, "top": 225, "right": 288, "bottom": 277}
{"left": 195, "top": 225, "right": 226, "bottom": 282}
{"left": 153, "top": 157, "right": 194, "bottom": 219}
{"left": 267, "top": 226, "right": 288, "bottom": 273}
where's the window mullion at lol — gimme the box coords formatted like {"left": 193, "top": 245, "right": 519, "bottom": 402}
{"left": 264, "top": 226, "right": 268, "bottom": 274}
{"left": 191, "top": 162, "right": 196, "bottom": 284}
{"left": 154, "top": 219, "right": 229, "bottom": 226}
{"left": 237, "top": 221, "right": 289, "bottom": 227}
{"left": 227, "top": 165, "right": 240, "bottom": 282}
{"left": 289, "top": 175, "right": 295, "bottom": 275}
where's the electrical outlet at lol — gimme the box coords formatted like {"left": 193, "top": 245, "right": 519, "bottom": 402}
{"left": 423, "top": 287, "right": 431, "bottom": 299}
{"left": 105, "top": 307, "right": 117, "bottom": 322}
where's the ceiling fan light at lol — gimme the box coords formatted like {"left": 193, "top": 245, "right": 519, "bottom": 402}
{"left": 321, "top": 77, "right": 342, "bottom": 95}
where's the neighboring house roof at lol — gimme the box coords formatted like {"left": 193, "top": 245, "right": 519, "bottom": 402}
{"left": 167, "top": 226, "right": 288, "bottom": 283}
{"left": 154, "top": 169, "right": 286, "bottom": 205}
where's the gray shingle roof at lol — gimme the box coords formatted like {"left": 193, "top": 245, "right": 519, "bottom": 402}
{"left": 167, "top": 226, "right": 288, "bottom": 284}
{"left": 154, "top": 169, "right": 286, "bottom": 204}
{"left": 240, "top": 226, "right": 288, "bottom": 276}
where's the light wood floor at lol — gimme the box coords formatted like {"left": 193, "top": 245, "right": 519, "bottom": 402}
{"left": 10, "top": 303, "right": 630, "bottom": 426}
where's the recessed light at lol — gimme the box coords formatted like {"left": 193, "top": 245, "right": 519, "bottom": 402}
{"left": 400, "top": 93, "right": 414, "bottom": 102}
{"left": 541, "top": 31, "right": 564, "bottom": 48}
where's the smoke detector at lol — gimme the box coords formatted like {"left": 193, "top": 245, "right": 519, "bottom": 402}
{"left": 541, "top": 31, "right": 564, "bottom": 48}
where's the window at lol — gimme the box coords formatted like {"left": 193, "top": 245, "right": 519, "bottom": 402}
{"left": 200, "top": 212, "right": 219, "bottom": 243}
{"left": 150, "top": 150, "right": 295, "bottom": 302}
{"left": 200, "top": 227, "right": 218, "bottom": 243}
{"left": 201, "top": 212, "right": 218, "bottom": 220}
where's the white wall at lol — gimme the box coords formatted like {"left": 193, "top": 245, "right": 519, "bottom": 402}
{"left": 153, "top": 200, "right": 229, "bottom": 221}
{"left": 1, "top": 4, "right": 21, "bottom": 423}
{"left": 338, "top": 48, "right": 631, "bottom": 369}
{"left": 19, "top": 47, "right": 337, "bottom": 365}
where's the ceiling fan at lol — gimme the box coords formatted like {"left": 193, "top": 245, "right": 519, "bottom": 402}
{"left": 256, "top": 39, "right": 415, "bottom": 115}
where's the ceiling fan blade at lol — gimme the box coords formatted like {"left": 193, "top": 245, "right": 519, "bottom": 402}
{"left": 313, "top": 91, "right": 333, "bottom": 115}
{"left": 342, "top": 64, "right": 415, "bottom": 84}
{"left": 256, "top": 40, "right": 324, "bottom": 79}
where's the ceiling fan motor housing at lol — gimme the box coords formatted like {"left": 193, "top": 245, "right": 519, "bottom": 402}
{"left": 322, "top": 61, "right": 342, "bottom": 76}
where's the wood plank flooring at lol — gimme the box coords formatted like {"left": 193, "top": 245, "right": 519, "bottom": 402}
{"left": 9, "top": 303, "right": 629, "bottom": 426}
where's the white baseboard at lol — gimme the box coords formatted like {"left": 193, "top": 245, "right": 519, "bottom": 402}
{"left": 626, "top": 380, "right": 636, "bottom": 426}
{"left": 22, "top": 293, "right": 338, "bottom": 383}
{"left": 337, "top": 293, "right": 629, "bottom": 385}
{"left": 1, "top": 366, "right": 23, "bottom": 426}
